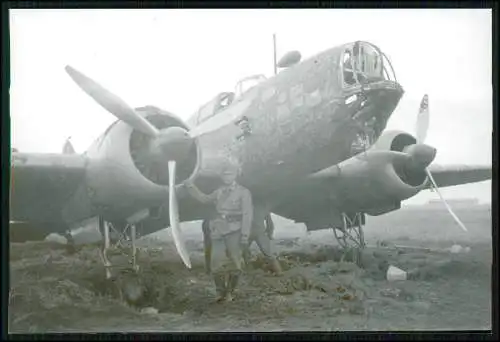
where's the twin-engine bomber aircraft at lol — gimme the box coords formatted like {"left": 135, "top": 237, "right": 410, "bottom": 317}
{"left": 10, "top": 40, "right": 491, "bottom": 276}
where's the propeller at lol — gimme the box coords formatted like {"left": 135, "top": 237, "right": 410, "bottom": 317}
{"left": 169, "top": 161, "right": 191, "bottom": 268}
{"left": 414, "top": 94, "right": 468, "bottom": 232}
{"left": 65, "top": 66, "right": 159, "bottom": 137}
{"left": 65, "top": 65, "right": 195, "bottom": 267}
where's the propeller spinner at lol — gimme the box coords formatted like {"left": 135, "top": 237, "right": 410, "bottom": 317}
{"left": 65, "top": 65, "right": 194, "bottom": 268}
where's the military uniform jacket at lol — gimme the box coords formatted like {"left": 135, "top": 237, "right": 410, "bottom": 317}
{"left": 187, "top": 183, "right": 253, "bottom": 239}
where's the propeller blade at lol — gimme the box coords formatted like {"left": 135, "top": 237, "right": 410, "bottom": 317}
{"left": 415, "top": 94, "right": 468, "bottom": 233}
{"left": 425, "top": 168, "right": 468, "bottom": 232}
{"left": 416, "top": 94, "right": 429, "bottom": 144}
{"left": 65, "top": 65, "right": 159, "bottom": 137}
{"left": 168, "top": 160, "right": 192, "bottom": 268}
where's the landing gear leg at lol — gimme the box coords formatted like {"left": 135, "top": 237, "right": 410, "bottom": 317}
{"left": 98, "top": 216, "right": 113, "bottom": 279}
{"left": 107, "top": 221, "right": 140, "bottom": 274}
{"left": 332, "top": 212, "right": 366, "bottom": 266}
{"left": 130, "top": 224, "right": 139, "bottom": 273}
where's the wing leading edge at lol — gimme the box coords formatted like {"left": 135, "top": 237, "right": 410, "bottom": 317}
{"left": 425, "top": 164, "right": 492, "bottom": 189}
{"left": 269, "top": 162, "right": 492, "bottom": 228}
{"left": 308, "top": 159, "right": 492, "bottom": 190}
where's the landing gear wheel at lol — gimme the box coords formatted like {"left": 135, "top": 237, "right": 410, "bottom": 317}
{"left": 332, "top": 213, "right": 366, "bottom": 266}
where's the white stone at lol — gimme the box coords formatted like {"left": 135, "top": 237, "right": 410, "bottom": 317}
{"left": 464, "top": 247, "right": 471, "bottom": 253}
{"left": 450, "top": 244, "right": 463, "bottom": 254}
{"left": 140, "top": 307, "right": 159, "bottom": 315}
{"left": 45, "top": 233, "right": 67, "bottom": 244}
{"left": 386, "top": 265, "right": 407, "bottom": 281}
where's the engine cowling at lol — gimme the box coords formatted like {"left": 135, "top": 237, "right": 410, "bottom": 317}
{"left": 84, "top": 106, "right": 201, "bottom": 214}
{"left": 129, "top": 106, "right": 200, "bottom": 186}
{"left": 370, "top": 130, "right": 431, "bottom": 188}
{"left": 323, "top": 130, "right": 434, "bottom": 215}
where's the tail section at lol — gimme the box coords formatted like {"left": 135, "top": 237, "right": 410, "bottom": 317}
{"left": 415, "top": 94, "right": 429, "bottom": 144}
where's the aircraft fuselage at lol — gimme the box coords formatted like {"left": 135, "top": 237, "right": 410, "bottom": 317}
{"left": 13, "top": 41, "right": 405, "bottom": 236}
{"left": 191, "top": 42, "right": 404, "bottom": 199}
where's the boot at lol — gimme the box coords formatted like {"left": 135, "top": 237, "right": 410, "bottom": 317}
{"left": 213, "top": 274, "right": 227, "bottom": 302}
{"left": 269, "top": 257, "right": 283, "bottom": 276}
{"left": 225, "top": 272, "right": 241, "bottom": 302}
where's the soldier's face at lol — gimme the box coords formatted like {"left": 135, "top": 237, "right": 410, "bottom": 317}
{"left": 222, "top": 170, "right": 237, "bottom": 184}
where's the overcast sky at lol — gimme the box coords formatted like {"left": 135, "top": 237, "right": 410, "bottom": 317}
{"left": 9, "top": 9, "right": 492, "bottom": 204}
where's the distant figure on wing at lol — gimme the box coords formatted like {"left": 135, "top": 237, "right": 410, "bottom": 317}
{"left": 62, "top": 136, "right": 76, "bottom": 154}
{"left": 183, "top": 161, "right": 253, "bottom": 302}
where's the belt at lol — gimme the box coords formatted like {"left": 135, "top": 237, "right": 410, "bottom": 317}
{"left": 219, "top": 214, "right": 243, "bottom": 223}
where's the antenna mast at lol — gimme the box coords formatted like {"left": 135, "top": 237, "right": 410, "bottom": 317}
{"left": 273, "top": 33, "right": 277, "bottom": 75}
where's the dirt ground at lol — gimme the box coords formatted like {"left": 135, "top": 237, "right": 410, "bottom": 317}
{"left": 8, "top": 205, "right": 492, "bottom": 333}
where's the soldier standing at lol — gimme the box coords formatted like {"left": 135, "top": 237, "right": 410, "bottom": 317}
{"left": 202, "top": 218, "right": 234, "bottom": 275}
{"left": 183, "top": 161, "right": 253, "bottom": 302}
{"left": 242, "top": 206, "right": 283, "bottom": 276}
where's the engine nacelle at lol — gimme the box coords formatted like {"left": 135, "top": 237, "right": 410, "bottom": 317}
{"left": 370, "top": 130, "right": 430, "bottom": 187}
{"left": 326, "top": 130, "right": 430, "bottom": 215}
{"left": 129, "top": 106, "right": 200, "bottom": 186}
{"left": 371, "top": 129, "right": 417, "bottom": 152}
{"left": 83, "top": 106, "right": 201, "bottom": 219}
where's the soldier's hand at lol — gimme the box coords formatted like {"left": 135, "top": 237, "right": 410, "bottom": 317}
{"left": 182, "top": 179, "right": 193, "bottom": 188}
{"left": 241, "top": 245, "right": 251, "bottom": 267}
{"left": 240, "top": 235, "right": 249, "bottom": 246}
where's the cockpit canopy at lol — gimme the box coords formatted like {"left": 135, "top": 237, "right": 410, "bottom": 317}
{"left": 190, "top": 92, "right": 235, "bottom": 126}
{"left": 234, "top": 74, "right": 267, "bottom": 99}
{"left": 190, "top": 74, "right": 268, "bottom": 126}
{"left": 341, "top": 41, "right": 397, "bottom": 87}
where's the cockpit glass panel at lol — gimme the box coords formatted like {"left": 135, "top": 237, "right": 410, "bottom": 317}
{"left": 220, "top": 93, "right": 232, "bottom": 107}
{"left": 195, "top": 92, "right": 236, "bottom": 125}
{"left": 214, "top": 92, "right": 235, "bottom": 114}
{"left": 235, "top": 74, "right": 267, "bottom": 98}
{"left": 341, "top": 42, "right": 396, "bottom": 87}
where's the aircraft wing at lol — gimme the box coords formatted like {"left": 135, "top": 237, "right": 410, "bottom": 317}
{"left": 10, "top": 152, "right": 89, "bottom": 223}
{"left": 306, "top": 159, "right": 492, "bottom": 189}
{"left": 425, "top": 164, "right": 492, "bottom": 189}
{"left": 270, "top": 159, "right": 492, "bottom": 226}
